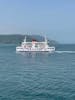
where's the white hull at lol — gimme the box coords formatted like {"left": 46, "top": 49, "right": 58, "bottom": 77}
{"left": 16, "top": 47, "right": 55, "bottom": 53}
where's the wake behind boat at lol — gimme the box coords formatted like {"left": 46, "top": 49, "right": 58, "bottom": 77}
{"left": 16, "top": 36, "right": 55, "bottom": 53}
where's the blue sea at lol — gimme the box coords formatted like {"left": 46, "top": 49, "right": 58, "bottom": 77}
{"left": 0, "top": 44, "right": 75, "bottom": 100}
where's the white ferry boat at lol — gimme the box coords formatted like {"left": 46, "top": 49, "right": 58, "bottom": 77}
{"left": 16, "top": 36, "right": 55, "bottom": 53}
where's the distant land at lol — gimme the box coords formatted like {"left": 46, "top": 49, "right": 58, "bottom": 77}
{"left": 0, "top": 34, "right": 58, "bottom": 45}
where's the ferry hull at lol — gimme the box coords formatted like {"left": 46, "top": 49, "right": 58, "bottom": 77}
{"left": 16, "top": 48, "right": 55, "bottom": 53}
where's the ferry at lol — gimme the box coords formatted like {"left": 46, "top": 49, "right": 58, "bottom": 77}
{"left": 16, "top": 36, "right": 55, "bottom": 53}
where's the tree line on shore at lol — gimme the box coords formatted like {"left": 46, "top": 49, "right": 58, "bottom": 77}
{"left": 0, "top": 34, "right": 58, "bottom": 45}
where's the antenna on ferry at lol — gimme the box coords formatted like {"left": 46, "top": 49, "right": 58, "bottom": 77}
{"left": 45, "top": 35, "right": 47, "bottom": 43}
{"left": 24, "top": 36, "right": 26, "bottom": 42}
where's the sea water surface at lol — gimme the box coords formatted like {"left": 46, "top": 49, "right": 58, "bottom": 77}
{"left": 0, "top": 44, "right": 75, "bottom": 100}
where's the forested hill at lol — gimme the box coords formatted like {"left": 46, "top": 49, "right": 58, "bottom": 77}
{"left": 0, "top": 34, "right": 58, "bottom": 45}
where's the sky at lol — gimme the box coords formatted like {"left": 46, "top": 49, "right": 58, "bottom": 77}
{"left": 0, "top": 0, "right": 75, "bottom": 43}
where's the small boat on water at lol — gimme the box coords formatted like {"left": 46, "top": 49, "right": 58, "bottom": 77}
{"left": 16, "top": 36, "right": 55, "bottom": 53}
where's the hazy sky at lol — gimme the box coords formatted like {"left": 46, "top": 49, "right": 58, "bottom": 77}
{"left": 0, "top": 0, "right": 75, "bottom": 43}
